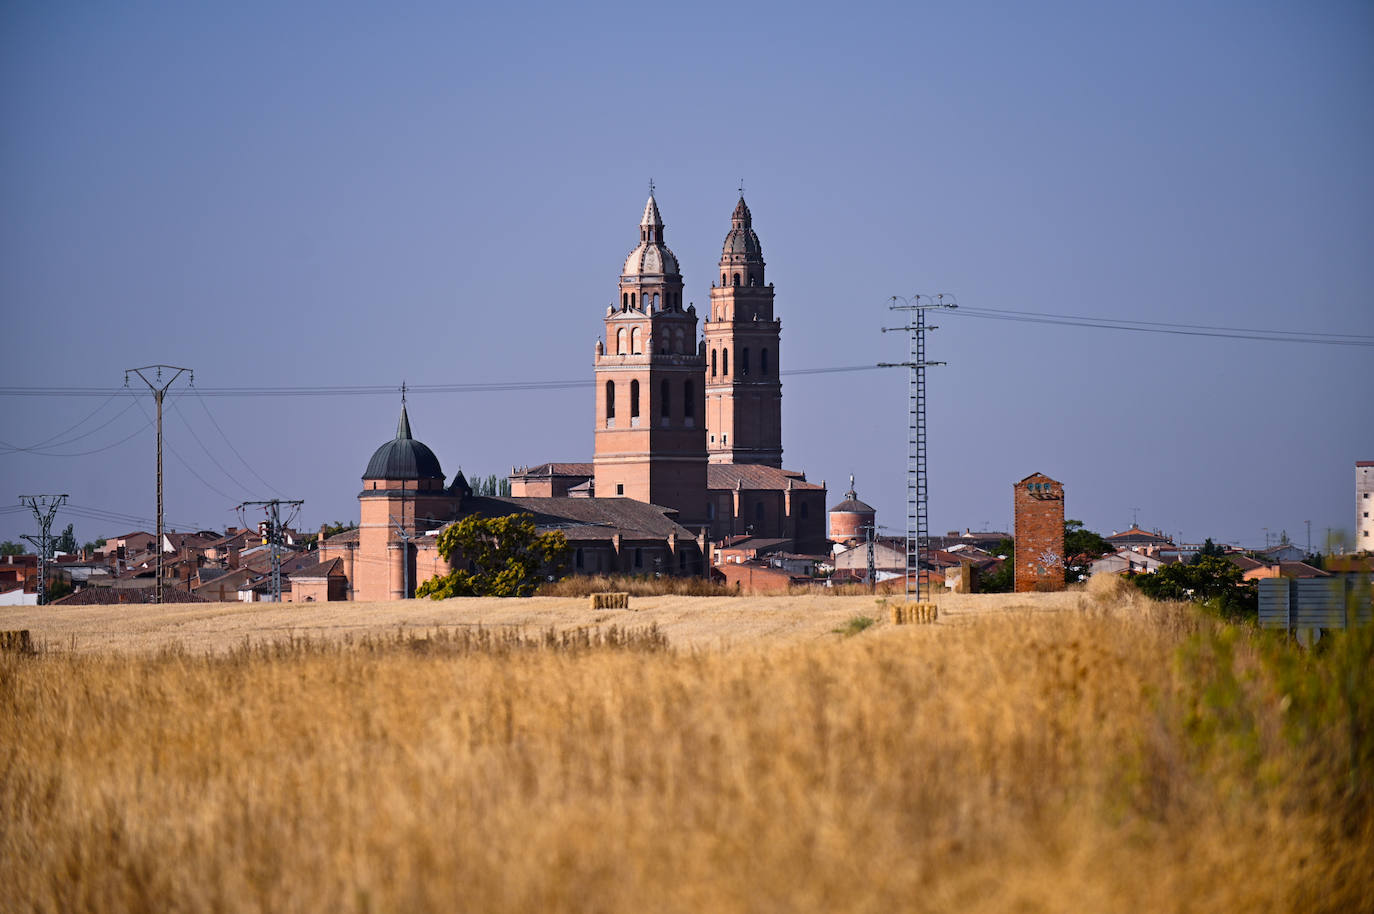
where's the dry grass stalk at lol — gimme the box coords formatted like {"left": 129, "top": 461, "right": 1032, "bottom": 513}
{"left": 541, "top": 574, "right": 735, "bottom": 597}
{"left": 1, "top": 606, "right": 1368, "bottom": 913}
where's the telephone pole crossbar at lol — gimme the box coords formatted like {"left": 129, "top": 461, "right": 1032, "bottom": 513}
{"left": 125, "top": 365, "right": 192, "bottom": 604}
{"left": 237, "top": 499, "right": 304, "bottom": 602}
{"left": 19, "top": 494, "right": 68, "bottom": 606}
{"left": 881, "top": 294, "right": 957, "bottom": 603}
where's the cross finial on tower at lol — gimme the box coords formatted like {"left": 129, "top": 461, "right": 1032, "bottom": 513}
{"left": 738, "top": 178, "right": 745, "bottom": 197}
{"left": 401, "top": 380, "right": 407, "bottom": 406}
{"left": 648, "top": 177, "right": 655, "bottom": 196}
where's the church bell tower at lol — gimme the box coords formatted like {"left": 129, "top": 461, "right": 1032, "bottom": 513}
{"left": 704, "top": 194, "right": 782, "bottom": 466}
{"left": 592, "top": 189, "right": 707, "bottom": 523}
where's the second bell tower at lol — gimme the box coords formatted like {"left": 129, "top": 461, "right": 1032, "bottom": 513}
{"left": 704, "top": 195, "right": 783, "bottom": 467}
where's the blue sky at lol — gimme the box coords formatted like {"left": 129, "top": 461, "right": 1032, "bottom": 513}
{"left": 2, "top": 1, "right": 1371, "bottom": 552}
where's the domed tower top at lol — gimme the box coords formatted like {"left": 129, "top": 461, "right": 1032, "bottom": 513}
{"left": 622, "top": 189, "right": 680, "bottom": 280}
{"left": 363, "top": 402, "right": 445, "bottom": 483}
{"left": 719, "top": 193, "right": 765, "bottom": 286}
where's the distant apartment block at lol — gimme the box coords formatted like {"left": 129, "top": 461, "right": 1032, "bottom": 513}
{"left": 1359, "top": 461, "right": 1373, "bottom": 550}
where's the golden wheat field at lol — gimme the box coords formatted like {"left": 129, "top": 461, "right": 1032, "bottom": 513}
{"left": 2, "top": 588, "right": 1371, "bottom": 913}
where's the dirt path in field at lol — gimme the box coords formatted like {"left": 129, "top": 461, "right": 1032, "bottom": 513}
{"left": 4, "top": 591, "right": 1091, "bottom": 655}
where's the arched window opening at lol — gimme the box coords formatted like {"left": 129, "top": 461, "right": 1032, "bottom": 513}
{"left": 631, "top": 327, "right": 642, "bottom": 354}
{"left": 711, "top": 350, "right": 718, "bottom": 377}
{"left": 683, "top": 380, "right": 695, "bottom": 418}
{"left": 652, "top": 292, "right": 660, "bottom": 310}
{"left": 616, "top": 328, "right": 626, "bottom": 354}
{"left": 722, "top": 273, "right": 727, "bottom": 286}
{"left": 722, "top": 349, "right": 729, "bottom": 376}
{"left": 605, "top": 381, "right": 615, "bottom": 419}
{"left": 660, "top": 379, "right": 671, "bottom": 419}
{"left": 621, "top": 292, "right": 628, "bottom": 310}
{"left": 741, "top": 347, "right": 750, "bottom": 376}
{"left": 733, "top": 273, "right": 741, "bottom": 286}
{"left": 630, "top": 292, "right": 636, "bottom": 308}
{"left": 749, "top": 273, "right": 756, "bottom": 286}
{"left": 630, "top": 380, "right": 640, "bottom": 418}
{"left": 761, "top": 348, "right": 769, "bottom": 375}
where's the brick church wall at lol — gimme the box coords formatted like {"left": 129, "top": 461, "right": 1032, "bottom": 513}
{"left": 1014, "top": 473, "right": 1065, "bottom": 593}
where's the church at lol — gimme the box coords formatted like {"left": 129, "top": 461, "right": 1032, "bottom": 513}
{"left": 321, "top": 190, "right": 828, "bottom": 599}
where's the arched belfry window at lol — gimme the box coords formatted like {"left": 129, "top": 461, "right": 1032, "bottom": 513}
{"left": 741, "top": 347, "right": 750, "bottom": 376}
{"left": 761, "top": 348, "right": 769, "bottom": 376}
{"left": 733, "top": 273, "right": 741, "bottom": 286}
{"left": 711, "top": 350, "right": 717, "bottom": 377}
{"left": 652, "top": 293, "right": 660, "bottom": 310}
{"left": 722, "top": 273, "right": 727, "bottom": 286}
{"left": 622, "top": 293, "right": 628, "bottom": 310}
{"left": 660, "top": 379, "right": 670, "bottom": 419}
{"left": 630, "top": 380, "right": 640, "bottom": 418}
{"left": 631, "top": 327, "right": 642, "bottom": 354}
{"left": 722, "top": 349, "right": 729, "bottom": 376}
{"left": 616, "top": 328, "right": 626, "bottom": 354}
{"left": 605, "top": 381, "right": 615, "bottom": 419}
{"left": 630, "top": 292, "right": 636, "bottom": 308}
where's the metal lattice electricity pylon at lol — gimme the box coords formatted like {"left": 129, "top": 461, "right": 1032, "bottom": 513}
{"left": 880, "top": 294, "right": 957, "bottom": 602}
{"left": 125, "top": 365, "right": 192, "bottom": 604}
{"left": 19, "top": 493, "right": 68, "bottom": 606}
{"left": 237, "top": 499, "right": 304, "bottom": 602}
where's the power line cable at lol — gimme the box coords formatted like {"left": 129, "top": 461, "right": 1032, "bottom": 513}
{"left": 949, "top": 306, "right": 1374, "bottom": 346}
{"left": 168, "top": 398, "right": 258, "bottom": 498}
{"left": 131, "top": 397, "right": 238, "bottom": 503}
{"left": 0, "top": 412, "right": 153, "bottom": 457}
{"left": 0, "top": 391, "right": 126, "bottom": 453}
{"left": 190, "top": 386, "right": 284, "bottom": 497}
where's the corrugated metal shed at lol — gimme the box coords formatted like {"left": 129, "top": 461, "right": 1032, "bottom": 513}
{"left": 1258, "top": 575, "right": 1373, "bottom": 632}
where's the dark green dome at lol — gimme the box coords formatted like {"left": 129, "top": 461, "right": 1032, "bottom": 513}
{"left": 363, "top": 405, "right": 445, "bottom": 481}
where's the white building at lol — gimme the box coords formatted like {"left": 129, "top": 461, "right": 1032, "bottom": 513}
{"left": 1359, "top": 461, "right": 1373, "bottom": 550}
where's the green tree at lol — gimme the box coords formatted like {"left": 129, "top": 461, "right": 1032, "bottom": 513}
{"left": 416, "top": 513, "right": 570, "bottom": 598}
{"left": 1063, "top": 519, "right": 1112, "bottom": 583}
{"left": 83, "top": 537, "right": 107, "bottom": 555}
{"left": 979, "top": 538, "right": 1016, "bottom": 593}
{"left": 469, "top": 474, "right": 512, "bottom": 497}
{"left": 55, "top": 524, "right": 77, "bottom": 555}
{"left": 1191, "top": 538, "right": 1225, "bottom": 564}
{"left": 1, "top": 541, "right": 27, "bottom": 556}
{"left": 1133, "top": 554, "right": 1256, "bottom": 620}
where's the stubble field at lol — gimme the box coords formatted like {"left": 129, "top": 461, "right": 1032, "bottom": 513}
{"left": 2, "top": 589, "right": 1370, "bottom": 912}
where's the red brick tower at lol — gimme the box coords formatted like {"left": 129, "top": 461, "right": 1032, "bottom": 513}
{"left": 1013, "top": 472, "right": 1065, "bottom": 592}
{"left": 592, "top": 191, "right": 708, "bottom": 523}
{"left": 704, "top": 195, "right": 782, "bottom": 467}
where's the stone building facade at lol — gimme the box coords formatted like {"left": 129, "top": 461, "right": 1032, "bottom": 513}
{"left": 1013, "top": 472, "right": 1065, "bottom": 593}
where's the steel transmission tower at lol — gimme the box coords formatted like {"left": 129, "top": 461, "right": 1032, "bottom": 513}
{"left": 19, "top": 493, "right": 68, "bottom": 606}
{"left": 881, "top": 294, "right": 957, "bottom": 603}
{"left": 237, "top": 499, "right": 304, "bottom": 602}
{"left": 125, "top": 365, "right": 192, "bottom": 603}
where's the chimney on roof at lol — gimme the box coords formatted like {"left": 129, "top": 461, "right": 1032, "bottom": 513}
{"left": 228, "top": 541, "right": 240, "bottom": 570}
{"left": 318, "top": 523, "right": 328, "bottom": 552}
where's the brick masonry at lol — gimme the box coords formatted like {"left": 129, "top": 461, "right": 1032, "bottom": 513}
{"left": 1014, "top": 473, "right": 1065, "bottom": 593}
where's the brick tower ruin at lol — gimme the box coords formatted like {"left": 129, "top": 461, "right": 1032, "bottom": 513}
{"left": 592, "top": 191, "right": 708, "bottom": 524}
{"left": 704, "top": 194, "right": 782, "bottom": 467}
{"left": 1014, "top": 472, "right": 1065, "bottom": 593}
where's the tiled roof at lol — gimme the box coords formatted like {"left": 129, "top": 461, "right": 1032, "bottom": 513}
{"left": 1226, "top": 555, "right": 1267, "bottom": 571}
{"left": 513, "top": 462, "right": 594, "bottom": 477}
{"left": 1106, "top": 526, "right": 1172, "bottom": 544}
{"left": 52, "top": 585, "right": 208, "bottom": 605}
{"left": 288, "top": 558, "right": 343, "bottom": 580}
{"left": 458, "top": 496, "right": 696, "bottom": 542}
{"left": 830, "top": 497, "right": 875, "bottom": 514}
{"left": 323, "top": 528, "right": 361, "bottom": 545}
{"left": 1277, "top": 562, "right": 1330, "bottom": 578}
{"left": 707, "top": 465, "right": 823, "bottom": 491}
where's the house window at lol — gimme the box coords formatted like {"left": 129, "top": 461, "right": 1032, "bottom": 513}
{"left": 631, "top": 327, "right": 641, "bottom": 354}
{"left": 733, "top": 273, "right": 741, "bottom": 286}
{"left": 616, "top": 328, "right": 626, "bottom": 354}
